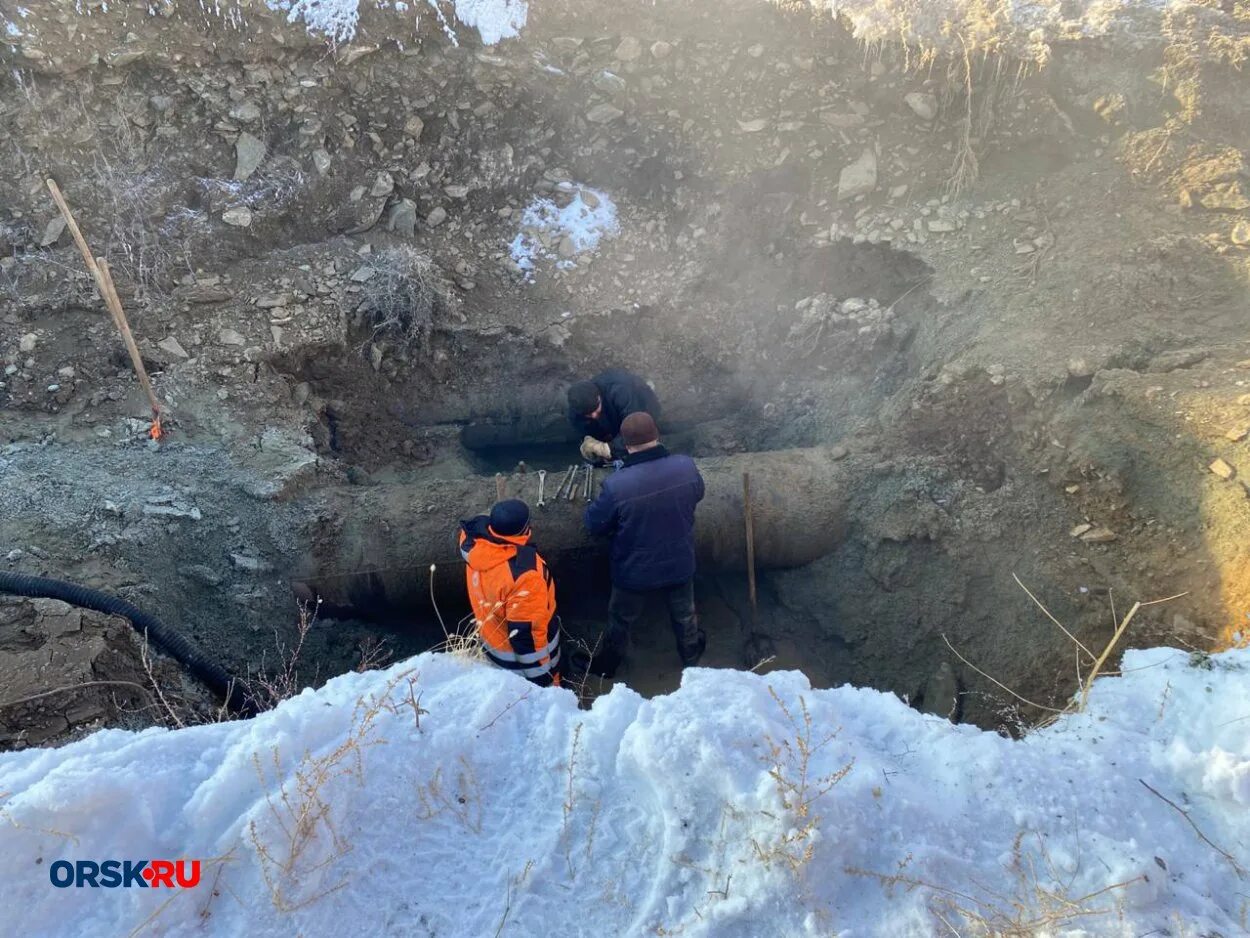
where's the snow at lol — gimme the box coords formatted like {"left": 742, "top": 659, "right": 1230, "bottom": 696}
{"left": 1, "top": 646, "right": 1247, "bottom": 935}
{"left": 510, "top": 186, "right": 620, "bottom": 279}
{"left": 443, "top": 0, "right": 526, "bottom": 46}
{"left": 266, "top": 0, "right": 525, "bottom": 44}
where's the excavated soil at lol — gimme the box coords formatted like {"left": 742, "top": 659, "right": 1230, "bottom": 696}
{"left": 2, "top": 0, "right": 1249, "bottom": 744}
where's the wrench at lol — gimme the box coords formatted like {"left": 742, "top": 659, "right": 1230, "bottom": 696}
{"left": 582, "top": 463, "right": 593, "bottom": 501}
{"left": 555, "top": 465, "right": 577, "bottom": 500}
{"left": 566, "top": 463, "right": 583, "bottom": 501}
{"left": 536, "top": 469, "right": 547, "bottom": 508}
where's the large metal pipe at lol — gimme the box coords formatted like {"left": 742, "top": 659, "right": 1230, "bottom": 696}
{"left": 299, "top": 447, "right": 849, "bottom": 612}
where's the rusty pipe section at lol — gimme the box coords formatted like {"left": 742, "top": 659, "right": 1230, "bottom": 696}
{"left": 299, "top": 447, "right": 849, "bottom": 612}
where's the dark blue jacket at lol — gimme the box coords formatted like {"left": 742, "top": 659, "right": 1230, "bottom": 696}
{"left": 583, "top": 445, "right": 704, "bottom": 591}
{"left": 568, "top": 369, "right": 661, "bottom": 460}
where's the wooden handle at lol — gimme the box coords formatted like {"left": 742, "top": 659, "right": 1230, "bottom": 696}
{"left": 743, "top": 471, "right": 758, "bottom": 619}
{"left": 46, "top": 178, "right": 162, "bottom": 420}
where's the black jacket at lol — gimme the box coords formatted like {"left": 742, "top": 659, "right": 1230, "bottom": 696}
{"left": 568, "top": 369, "right": 661, "bottom": 460}
{"left": 583, "top": 445, "right": 704, "bottom": 591}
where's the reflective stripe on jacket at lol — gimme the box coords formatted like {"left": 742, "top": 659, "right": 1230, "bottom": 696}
{"left": 458, "top": 516, "right": 560, "bottom": 686}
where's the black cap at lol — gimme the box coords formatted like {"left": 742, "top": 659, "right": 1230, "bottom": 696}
{"left": 567, "top": 380, "right": 601, "bottom": 416}
{"left": 488, "top": 499, "right": 530, "bottom": 537}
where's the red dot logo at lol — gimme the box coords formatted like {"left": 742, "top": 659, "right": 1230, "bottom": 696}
{"left": 142, "top": 866, "right": 155, "bottom": 882}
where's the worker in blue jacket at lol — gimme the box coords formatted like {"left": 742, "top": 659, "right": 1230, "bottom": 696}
{"left": 582, "top": 412, "right": 705, "bottom": 677}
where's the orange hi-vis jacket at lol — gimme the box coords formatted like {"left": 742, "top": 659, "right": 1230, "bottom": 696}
{"left": 458, "top": 516, "right": 560, "bottom": 686}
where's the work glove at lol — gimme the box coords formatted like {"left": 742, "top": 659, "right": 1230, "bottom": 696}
{"left": 580, "top": 436, "right": 612, "bottom": 462}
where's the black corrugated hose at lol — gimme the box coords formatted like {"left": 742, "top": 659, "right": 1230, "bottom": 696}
{"left": 0, "top": 571, "right": 254, "bottom": 717}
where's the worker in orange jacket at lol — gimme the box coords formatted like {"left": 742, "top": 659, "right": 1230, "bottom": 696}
{"left": 458, "top": 499, "right": 561, "bottom": 686}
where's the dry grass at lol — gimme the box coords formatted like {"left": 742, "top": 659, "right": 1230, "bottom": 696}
{"left": 248, "top": 668, "right": 419, "bottom": 913}
{"left": 241, "top": 600, "right": 322, "bottom": 713}
{"left": 751, "top": 687, "right": 853, "bottom": 875}
{"left": 850, "top": 830, "right": 1144, "bottom": 935}
{"left": 1160, "top": 1, "right": 1250, "bottom": 125}
{"left": 351, "top": 245, "right": 451, "bottom": 352}
{"left": 414, "top": 755, "right": 483, "bottom": 834}
{"left": 942, "top": 577, "right": 1187, "bottom": 728}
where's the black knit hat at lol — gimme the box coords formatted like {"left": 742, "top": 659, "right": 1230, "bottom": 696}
{"left": 567, "top": 380, "right": 601, "bottom": 416}
{"left": 488, "top": 499, "right": 530, "bottom": 537}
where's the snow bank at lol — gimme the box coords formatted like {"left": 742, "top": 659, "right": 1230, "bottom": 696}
{"left": 267, "top": 0, "right": 526, "bottom": 45}
{"left": 0, "top": 648, "right": 1246, "bottom": 936}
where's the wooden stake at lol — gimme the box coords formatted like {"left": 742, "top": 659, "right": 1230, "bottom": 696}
{"left": 743, "top": 471, "right": 758, "bottom": 620}
{"left": 45, "top": 178, "right": 164, "bottom": 437}
{"left": 495, "top": 472, "right": 507, "bottom": 501}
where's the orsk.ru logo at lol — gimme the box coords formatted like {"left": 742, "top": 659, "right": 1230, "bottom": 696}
{"left": 49, "top": 859, "right": 202, "bottom": 888}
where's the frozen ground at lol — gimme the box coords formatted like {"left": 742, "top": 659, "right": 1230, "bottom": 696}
{"left": 0, "top": 646, "right": 1245, "bottom": 936}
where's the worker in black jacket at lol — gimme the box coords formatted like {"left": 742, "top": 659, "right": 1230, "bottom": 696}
{"left": 567, "top": 368, "right": 661, "bottom": 463}
{"left": 582, "top": 412, "right": 705, "bottom": 678}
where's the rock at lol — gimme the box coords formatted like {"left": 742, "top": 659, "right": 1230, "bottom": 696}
{"left": 387, "top": 198, "right": 418, "bottom": 237}
{"left": 229, "top": 101, "right": 261, "bottom": 123}
{"left": 1148, "top": 349, "right": 1208, "bottom": 373}
{"left": 1233, "top": 220, "right": 1250, "bottom": 246}
{"left": 593, "top": 71, "right": 627, "bottom": 94}
{"left": 918, "top": 661, "right": 959, "bottom": 720}
{"left": 1227, "top": 427, "right": 1249, "bottom": 443}
{"left": 158, "top": 336, "right": 189, "bottom": 359}
{"left": 828, "top": 444, "right": 849, "bottom": 461}
{"left": 229, "top": 553, "right": 272, "bottom": 573}
{"left": 737, "top": 118, "right": 769, "bottom": 133}
{"left": 1079, "top": 526, "right": 1117, "bottom": 543}
{"left": 40, "top": 217, "right": 67, "bottom": 247}
{"left": 255, "top": 293, "right": 290, "bottom": 309}
{"left": 586, "top": 103, "right": 624, "bottom": 124}
{"left": 370, "top": 343, "right": 384, "bottom": 371}
{"left": 1070, "top": 523, "right": 1093, "bottom": 538}
{"left": 557, "top": 236, "right": 577, "bottom": 258}
{"left": 222, "top": 206, "right": 252, "bottom": 228}
{"left": 312, "top": 148, "right": 332, "bottom": 176}
{"left": 426, "top": 206, "right": 448, "bottom": 228}
{"left": 142, "top": 501, "right": 202, "bottom": 521}
{"left": 404, "top": 115, "right": 425, "bottom": 139}
{"left": 614, "top": 37, "right": 642, "bottom": 62}
{"left": 903, "top": 92, "right": 938, "bottom": 121}
{"left": 444, "top": 184, "right": 470, "bottom": 199}
{"left": 370, "top": 171, "right": 394, "bottom": 198}
{"left": 180, "top": 564, "right": 222, "bottom": 587}
{"left": 1210, "top": 458, "right": 1236, "bottom": 480}
{"left": 650, "top": 40, "right": 673, "bottom": 60}
{"left": 927, "top": 219, "right": 957, "bottom": 233}
{"left": 1067, "top": 357, "right": 1097, "bottom": 379}
{"left": 234, "top": 132, "right": 266, "bottom": 181}
{"left": 218, "top": 328, "right": 246, "bottom": 346}
{"left": 1200, "top": 184, "right": 1250, "bottom": 212}
{"left": 837, "top": 148, "right": 878, "bottom": 201}
{"left": 18, "top": 333, "right": 37, "bottom": 353}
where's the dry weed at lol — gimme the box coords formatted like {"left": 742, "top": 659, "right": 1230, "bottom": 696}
{"left": 850, "top": 830, "right": 1144, "bottom": 936}
{"left": 943, "top": 578, "right": 1187, "bottom": 729}
{"left": 248, "top": 669, "right": 415, "bottom": 912}
{"left": 751, "top": 687, "right": 853, "bottom": 875}
{"left": 351, "top": 245, "right": 451, "bottom": 352}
